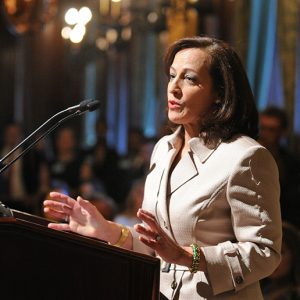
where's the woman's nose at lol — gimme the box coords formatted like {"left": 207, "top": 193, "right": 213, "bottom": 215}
{"left": 168, "top": 78, "right": 182, "bottom": 96}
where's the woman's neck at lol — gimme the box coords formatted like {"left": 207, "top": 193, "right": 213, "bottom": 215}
{"left": 182, "top": 126, "right": 198, "bottom": 154}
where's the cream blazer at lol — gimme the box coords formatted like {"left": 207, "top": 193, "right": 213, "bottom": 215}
{"left": 131, "top": 127, "right": 282, "bottom": 300}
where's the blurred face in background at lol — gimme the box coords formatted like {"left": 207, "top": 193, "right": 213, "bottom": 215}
{"left": 55, "top": 128, "right": 76, "bottom": 153}
{"left": 4, "top": 124, "right": 23, "bottom": 148}
{"left": 259, "top": 115, "right": 283, "bottom": 148}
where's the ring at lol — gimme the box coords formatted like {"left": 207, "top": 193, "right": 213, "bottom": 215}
{"left": 64, "top": 215, "right": 69, "bottom": 223}
{"left": 155, "top": 234, "right": 161, "bottom": 242}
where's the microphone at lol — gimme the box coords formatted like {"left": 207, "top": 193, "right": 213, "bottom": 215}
{"left": 0, "top": 99, "right": 100, "bottom": 170}
{"left": 0, "top": 99, "right": 100, "bottom": 180}
{"left": 67, "top": 99, "right": 100, "bottom": 114}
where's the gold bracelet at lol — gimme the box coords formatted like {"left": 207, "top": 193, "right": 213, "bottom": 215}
{"left": 189, "top": 243, "right": 201, "bottom": 273}
{"left": 110, "top": 226, "right": 130, "bottom": 247}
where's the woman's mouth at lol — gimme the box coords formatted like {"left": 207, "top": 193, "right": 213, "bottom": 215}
{"left": 168, "top": 100, "right": 181, "bottom": 109}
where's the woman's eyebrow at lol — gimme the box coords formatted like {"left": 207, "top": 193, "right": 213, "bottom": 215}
{"left": 170, "top": 66, "right": 198, "bottom": 73}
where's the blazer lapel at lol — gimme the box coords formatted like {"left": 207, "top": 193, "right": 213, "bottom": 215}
{"left": 156, "top": 148, "right": 177, "bottom": 230}
{"left": 168, "top": 151, "right": 198, "bottom": 195}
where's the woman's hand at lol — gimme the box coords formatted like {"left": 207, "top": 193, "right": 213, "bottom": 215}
{"left": 43, "top": 192, "right": 112, "bottom": 240}
{"left": 134, "top": 209, "right": 193, "bottom": 267}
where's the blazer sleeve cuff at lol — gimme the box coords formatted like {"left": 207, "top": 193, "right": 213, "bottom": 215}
{"left": 202, "top": 241, "right": 245, "bottom": 295}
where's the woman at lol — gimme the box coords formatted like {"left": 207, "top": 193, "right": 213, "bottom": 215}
{"left": 44, "top": 36, "right": 282, "bottom": 299}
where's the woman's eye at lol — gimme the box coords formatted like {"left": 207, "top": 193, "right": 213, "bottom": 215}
{"left": 185, "top": 75, "right": 196, "bottom": 83}
{"left": 169, "top": 74, "right": 176, "bottom": 80}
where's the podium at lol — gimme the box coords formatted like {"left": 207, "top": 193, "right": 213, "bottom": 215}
{"left": 0, "top": 210, "right": 160, "bottom": 300}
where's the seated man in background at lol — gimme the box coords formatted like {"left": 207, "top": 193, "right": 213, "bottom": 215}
{"left": 258, "top": 106, "right": 300, "bottom": 229}
{"left": 0, "top": 121, "right": 50, "bottom": 214}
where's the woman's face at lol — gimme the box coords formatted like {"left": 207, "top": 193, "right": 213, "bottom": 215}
{"left": 167, "top": 48, "right": 216, "bottom": 133}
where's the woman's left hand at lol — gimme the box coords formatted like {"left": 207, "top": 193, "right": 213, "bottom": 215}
{"left": 134, "top": 209, "right": 192, "bottom": 266}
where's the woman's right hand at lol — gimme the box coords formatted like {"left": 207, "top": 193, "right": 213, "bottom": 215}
{"left": 43, "top": 191, "right": 112, "bottom": 241}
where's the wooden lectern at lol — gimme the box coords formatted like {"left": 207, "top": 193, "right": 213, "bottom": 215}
{"left": 0, "top": 210, "right": 160, "bottom": 300}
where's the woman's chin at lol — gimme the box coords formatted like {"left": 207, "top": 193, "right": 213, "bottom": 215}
{"left": 168, "top": 113, "right": 183, "bottom": 125}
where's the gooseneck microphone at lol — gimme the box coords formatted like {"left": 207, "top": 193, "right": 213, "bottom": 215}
{"left": 0, "top": 99, "right": 100, "bottom": 216}
{"left": 65, "top": 99, "right": 100, "bottom": 114}
{"left": 0, "top": 99, "right": 100, "bottom": 169}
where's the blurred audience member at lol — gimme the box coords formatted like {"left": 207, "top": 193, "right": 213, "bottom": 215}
{"left": 114, "top": 178, "right": 144, "bottom": 227}
{"left": 119, "top": 127, "right": 145, "bottom": 172}
{"left": 94, "top": 118, "right": 109, "bottom": 141}
{"left": 79, "top": 181, "right": 117, "bottom": 221}
{"left": 258, "top": 106, "right": 300, "bottom": 228}
{"left": 82, "top": 138, "right": 125, "bottom": 205}
{"left": 89, "top": 195, "right": 117, "bottom": 221}
{"left": 79, "top": 180, "right": 106, "bottom": 201}
{"left": 127, "top": 138, "right": 156, "bottom": 181}
{"left": 0, "top": 122, "right": 50, "bottom": 213}
{"left": 261, "top": 222, "right": 300, "bottom": 300}
{"left": 119, "top": 128, "right": 156, "bottom": 198}
{"left": 48, "top": 127, "right": 85, "bottom": 197}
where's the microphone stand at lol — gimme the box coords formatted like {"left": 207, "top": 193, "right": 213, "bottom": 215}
{"left": 0, "top": 110, "right": 85, "bottom": 217}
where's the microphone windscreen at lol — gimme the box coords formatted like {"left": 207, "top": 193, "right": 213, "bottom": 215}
{"left": 87, "top": 100, "right": 100, "bottom": 112}
{"left": 79, "top": 99, "right": 93, "bottom": 111}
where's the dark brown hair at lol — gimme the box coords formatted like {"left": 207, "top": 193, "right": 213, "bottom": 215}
{"left": 164, "top": 36, "right": 258, "bottom": 143}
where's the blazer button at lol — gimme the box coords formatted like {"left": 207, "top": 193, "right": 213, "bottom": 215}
{"left": 171, "top": 281, "right": 177, "bottom": 290}
{"left": 235, "top": 276, "right": 244, "bottom": 285}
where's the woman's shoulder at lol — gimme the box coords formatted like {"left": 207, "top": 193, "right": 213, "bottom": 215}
{"left": 219, "top": 134, "right": 278, "bottom": 171}
{"left": 215, "top": 134, "right": 276, "bottom": 166}
{"left": 219, "top": 134, "right": 268, "bottom": 157}
{"left": 223, "top": 134, "right": 261, "bottom": 149}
